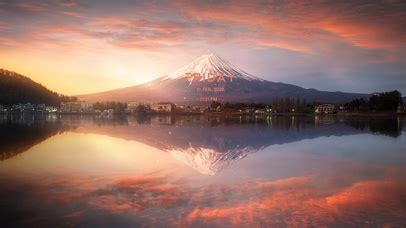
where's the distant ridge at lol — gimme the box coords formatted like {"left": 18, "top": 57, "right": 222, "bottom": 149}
{"left": 78, "top": 53, "right": 370, "bottom": 104}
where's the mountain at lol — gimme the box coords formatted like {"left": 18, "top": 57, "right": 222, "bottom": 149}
{"left": 78, "top": 53, "right": 370, "bottom": 104}
{"left": 0, "top": 68, "right": 73, "bottom": 105}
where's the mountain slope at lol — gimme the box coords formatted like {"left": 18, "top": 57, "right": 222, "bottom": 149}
{"left": 0, "top": 69, "right": 71, "bottom": 105}
{"left": 78, "top": 53, "right": 370, "bottom": 104}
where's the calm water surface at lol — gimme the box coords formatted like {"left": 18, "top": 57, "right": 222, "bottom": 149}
{"left": 0, "top": 114, "right": 405, "bottom": 227}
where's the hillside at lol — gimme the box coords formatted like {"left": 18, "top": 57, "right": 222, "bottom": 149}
{"left": 0, "top": 69, "right": 73, "bottom": 105}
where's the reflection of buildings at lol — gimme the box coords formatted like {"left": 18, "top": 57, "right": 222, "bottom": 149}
{"left": 151, "top": 115, "right": 173, "bottom": 125}
{"left": 315, "top": 115, "right": 335, "bottom": 125}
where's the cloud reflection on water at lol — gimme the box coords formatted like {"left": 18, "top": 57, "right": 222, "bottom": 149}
{"left": 0, "top": 115, "right": 405, "bottom": 226}
{"left": 1, "top": 168, "right": 405, "bottom": 227}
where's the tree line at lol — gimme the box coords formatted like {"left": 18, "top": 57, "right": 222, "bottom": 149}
{"left": 344, "top": 90, "right": 403, "bottom": 112}
{"left": 209, "top": 96, "right": 314, "bottom": 113}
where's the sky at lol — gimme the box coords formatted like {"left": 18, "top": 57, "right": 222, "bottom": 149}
{"left": 0, "top": 0, "right": 405, "bottom": 95}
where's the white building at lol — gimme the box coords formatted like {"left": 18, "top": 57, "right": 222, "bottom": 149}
{"left": 315, "top": 104, "right": 335, "bottom": 114}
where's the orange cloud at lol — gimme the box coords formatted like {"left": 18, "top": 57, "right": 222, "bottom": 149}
{"left": 86, "top": 175, "right": 188, "bottom": 214}
{"left": 185, "top": 177, "right": 406, "bottom": 226}
{"left": 86, "top": 17, "right": 147, "bottom": 27}
{"left": 1, "top": 168, "right": 405, "bottom": 227}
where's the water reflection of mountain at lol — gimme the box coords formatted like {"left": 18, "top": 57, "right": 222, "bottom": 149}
{"left": 0, "top": 115, "right": 403, "bottom": 173}
{"left": 75, "top": 115, "right": 404, "bottom": 175}
{"left": 0, "top": 114, "right": 74, "bottom": 160}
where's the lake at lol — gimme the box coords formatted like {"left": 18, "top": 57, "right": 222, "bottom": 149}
{"left": 0, "top": 114, "right": 405, "bottom": 227}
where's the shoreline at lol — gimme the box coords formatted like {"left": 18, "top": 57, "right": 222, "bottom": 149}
{"left": 0, "top": 111, "right": 404, "bottom": 117}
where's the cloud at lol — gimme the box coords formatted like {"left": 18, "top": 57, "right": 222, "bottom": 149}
{"left": 86, "top": 175, "right": 188, "bottom": 213}
{"left": 16, "top": 2, "right": 47, "bottom": 11}
{"left": 0, "top": 37, "right": 20, "bottom": 47}
{"left": 0, "top": 0, "right": 404, "bottom": 94}
{"left": 0, "top": 21, "right": 10, "bottom": 30}
{"left": 0, "top": 169, "right": 405, "bottom": 226}
{"left": 185, "top": 177, "right": 406, "bottom": 226}
{"left": 3, "top": 1, "right": 405, "bottom": 55}
{"left": 56, "top": 0, "right": 80, "bottom": 7}
{"left": 175, "top": 0, "right": 406, "bottom": 52}
{"left": 62, "top": 11, "right": 83, "bottom": 18}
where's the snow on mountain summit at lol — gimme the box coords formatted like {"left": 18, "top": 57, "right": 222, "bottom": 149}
{"left": 161, "top": 52, "right": 264, "bottom": 82}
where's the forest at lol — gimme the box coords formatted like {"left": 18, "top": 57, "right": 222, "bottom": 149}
{"left": 344, "top": 91, "right": 403, "bottom": 112}
{"left": 0, "top": 69, "right": 76, "bottom": 106}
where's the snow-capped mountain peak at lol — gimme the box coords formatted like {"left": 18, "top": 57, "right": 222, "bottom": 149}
{"left": 161, "top": 52, "right": 264, "bottom": 82}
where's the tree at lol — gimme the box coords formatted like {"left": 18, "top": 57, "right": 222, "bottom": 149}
{"left": 344, "top": 90, "right": 402, "bottom": 112}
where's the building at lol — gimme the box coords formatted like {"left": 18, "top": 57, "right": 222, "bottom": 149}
{"left": 127, "top": 102, "right": 138, "bottom": 110}
{"left": 398, "top": 105, "right": 405, "bottom": 114}
{"left": 45, "top": 106, "right": 58, "bottom": 113}
{"left": 61, "top": 102, "right": 81, "bottom": 113}
{"left": 315, "top": 104, "right": 335, "bottom": 114}
{"left": 60, "top": 101, "right": 92, "bottom": 113}
{"left": 101, "top": 109, "right": 114, "bottom": 117}
{"left": 35, "top": 104, "right": 46, "bottom": 112}
{"left": 192, "top": 106, "right": 205, "bottom": 113}
{"left": 125, "top": 102, "right": 139, "bottom": 114}
{"left": 0, "top": 105, "right": 7, "bottom": 113}
{"left": 81, "top": 102, "right": 93, "bottom": 112}
{"left": 254, "top": 109, "right": 266, "bottom": 114}
{"left": 151, "top": 102, "right": 174, "bottom": 113}
{"left": 11, "top": 103, "right": 35, "bottom": 112}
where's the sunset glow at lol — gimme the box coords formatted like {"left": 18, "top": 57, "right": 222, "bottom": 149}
{"left": 1, "top": 2, "right": 405, "bottom": 226}
{"left": 1, "top": 0, "right": 405, "bottom": 95}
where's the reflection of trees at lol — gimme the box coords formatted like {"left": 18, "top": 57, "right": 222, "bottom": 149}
{"left": 86, "top": 115, "right": 405, "bottom": 175}
{"left": 0, "top": 114, "right": 403, "bottom": 163}
{"left": 59, "top": 115, "right": 129, "bottom": 126}
{"left": 344, "top": 117, "right": 402, "bottom": 138}
{"left": 131, "top": 115, "right": 404, "bottom": 138}
{"left": 0, "top": 114, "right": 75, "bottom": 160}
